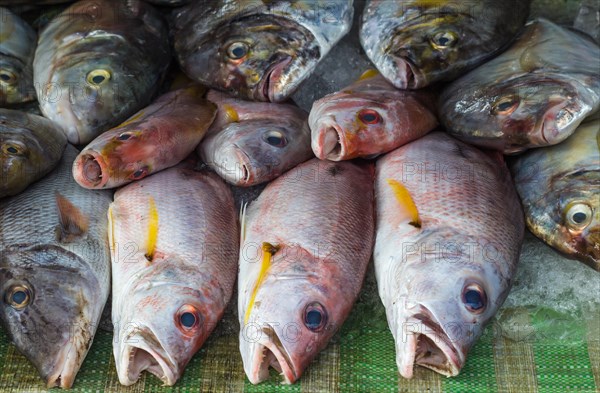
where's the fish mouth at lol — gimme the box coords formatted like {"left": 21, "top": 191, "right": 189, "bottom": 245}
{"left": 396, "top": 309, "right": 463, "bottom": 378}
{"left": 231, "top": 145, "right": 253, "bottom": 186}
{"left": 117, "top": 331, "right": 178, "bottom": 386}
{"left": 45, "top": 341, "right": 84, "bottom": 389}
{"left": 315, "top": 123, "right": 345, "bottom": 161}
{"left": 258, "top": 57, "right": 292, "bottom": 102}
{"left": 72, "top": 151, "right": 108, "bottom": 189}
{"left": 244, "top": 327, "right": 297, "bottom": 384}
{"left": 537, "top": 101, "right": 587, "bottom": 146}
{"left": 393, "top": 58, "right": 423, "bottom": 90}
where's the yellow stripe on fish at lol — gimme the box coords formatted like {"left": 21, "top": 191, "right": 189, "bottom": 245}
{"left": 387, "top": 179, "right": 421, "bottom": 228}
{"left": 145, "top": 197, "right": 159, "bottom": 262}
{"left": 244, "top": 242, "right": 280, "bottom": 324}
{"left": 358, "top": 69, "right": 380, "bottom": 81}
{"left": 223, "top": 104, "right": 240, "bottom": 123}
{"left": 107, "top": 205, "right": 116, "bottom": 253}
{"left": 117, "top": 110, "right": 145, "bottom": 128}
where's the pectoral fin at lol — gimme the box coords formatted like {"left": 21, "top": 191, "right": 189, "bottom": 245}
{"left": 55, "top": 192, "right": 89, "bottom": 243}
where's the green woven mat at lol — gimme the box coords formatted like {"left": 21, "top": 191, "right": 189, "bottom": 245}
{"left": 0, "top": 294, "right": 598, "bottom": 393}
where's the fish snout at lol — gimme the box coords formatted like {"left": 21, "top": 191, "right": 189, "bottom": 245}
{"left": 116, "top": 327, "right": 179, "bottom": 386}
{"left": 392, "top": 56, "right": 421, "bottom": 90}
{"left": 72, "top": 150, "right": 109, "bottom": 189}
{"left": 395, "top": 307, "right": 464, "bottom": 379}
{"left": 313, "top": 122, "right": 345, "bottom": 161}
{"left": 241, "top": 325, "right": 297, "bottom": 384}
{"left": 259, "top": 57, "right": 293, "bottom": 102}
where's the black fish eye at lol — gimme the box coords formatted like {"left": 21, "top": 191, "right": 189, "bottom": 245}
{"left": 431, "top": 31, "right": 458, "bottom": 48}
{"left": 180, "top": 312, "right": 196, "bottom": 328}
{"left": 493, "top": 96, "right": 519, "bottom": 115}
{"left": 226, "top": 42, "right": 249, "bottom": 60}
{"left": 462, "top": 283, "right": 487, "bottom": 313}
{"left": 87, "top": 69, "right": 111, "bottom": 86}
{"left": 7, "top": 146, "right": 18, "bottom": 154}
{"left": 0, "top": 70, "right": 16, "bottom": 84}
{"left": 304, "top": 302, "right": 327, "bottom": 331}
{"left": 3, "top": 144, "right": 22, "bottom": 155}
{"left": 6, "top": 285, "right": 32, "bottom": 310}
{"left": 565, "top": 202, "right": 593, "bottom": 230}
{"left": 262, "top": 130, "right": 287, "bottom": 148}
{"left": 130, "top": 167, "right": 149, "bottom": 180}
{"left": 358, "top": 109, "right": 382, "bottom": 125}
{"left": 118, "top": 132, "right": 132, "bottom": 141}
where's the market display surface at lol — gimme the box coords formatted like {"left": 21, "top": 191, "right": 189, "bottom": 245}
{"left": 0, "top": 0, "right": 598, "bottom": 392}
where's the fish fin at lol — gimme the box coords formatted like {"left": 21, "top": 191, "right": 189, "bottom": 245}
{"left": 386, "top": 179, "right": 421, "bottom": 228}
{"left": 223, "top": 104, "right": 240, "bottom": 123}
{"left": 144, "top": 197, "right": 159, "bottom": 262}
{"left": 55, "top": 192, "right": 89, "bottom": 243}
{"left": 358, "top": 69, "right": 380, "bottom": 81}
{"left": 244, "top": 242, "right": 280, "bottom": 324}
{"left": 239, "top": 201, "right": 248, "bottom": 244}
{"left": 116, "top": 110, "right": 145, "bottom": 128}
{"left": 107, "top": 205, "right": 116, "bottom": 254}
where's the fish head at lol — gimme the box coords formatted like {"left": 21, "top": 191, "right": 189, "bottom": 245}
{"left": 43, "top": 42, "right": 160, "bottom": 145}
{"left": 0, "top": 56, "right": 34, "bottom": 105}
{"left": 0, "top": 245, "right": 104, "bottom": 388}
{"left": 441, "top": 76, "right": 595, "bottom": 153}
{"left": 383, "top": 7, "right": 498, "bottom": 89}
{"left": 114, "top": 261, "right": 224, "bottom": 386}
{"left": 240, "top": 246, "right": 349, "bottom": 384}
{"left": 528, "top": 170, "right": 600, "bottom": 270}
{"left": 180, "top": 15, "right": 318, "bottom": 102}
{"left": 73, "top": 123, "right": 161, "bottom": 189}
{"left": 388, "top": 231, "right": 511, "bottom": 378}
{"left": 310, "top": 93, "right": 411, "bottom": 160}
{"left": 205, "top": 119, "right": 311, "bottom": 186}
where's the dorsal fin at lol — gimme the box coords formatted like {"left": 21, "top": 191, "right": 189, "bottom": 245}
{"left": 244, "top": 242, "right": 280, "bottom": 324}
{"left": 222, "top": 104, "right": 240, "bottom": 123}
{"left": 55, "top": 192, "right": 89, "bottom": 243}
{"left": 358, "top": 69, "right": 380, "bottom": 81}
{"left": 144, "top": 197, "right": 159, "bottom": 262}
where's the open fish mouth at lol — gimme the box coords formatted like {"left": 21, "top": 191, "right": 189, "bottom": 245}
{"left": 393, "top": 57, "right": 423, "bottom": 90}
{"left": 245, "top": 327, "right": 297, "bottom": 384}
{"left": 45, "top": 341, "right": 84, "bottom": 389}
{"left": 315, "top": 122, "right": 345, "bottom": 161}
{"left": 117, "top": 331, "right": 178, "bottom": 386}
{"left": 73, "top": 151, "right": 109, "bottom": 189}
{"left": 258, "top": 57, "right": 292, "bottom": 102}
{"left": 396, "top": 309, "right": 464, "bottom": 379}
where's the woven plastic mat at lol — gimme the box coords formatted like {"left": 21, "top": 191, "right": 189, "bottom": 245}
{"left": 0, "top": 285, "right": 598, "bottom": 393}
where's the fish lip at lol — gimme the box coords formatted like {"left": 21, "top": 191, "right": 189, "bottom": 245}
{"left": 72, "top": 150, "right": 109, "bottom": 189}
{"left": 393, "top": 57, "right": 422, "bottom": 89}
{"left": 314, "top": 122, "right": 345, "bottom": 161}
{"left": 231, "top": 144, "right": 253, "bottom": 185}
{"left": 45, "top": 342, "right": 81, "bottom": 389}
{"left": 396, "top": 307, "right": 464, "bottom": 378}
{"left": 259, "top": 57, "right": 292, "bottom": 102}
{"left": 245, "top": 326, "right": 297, "bottom": 384}
{"left": 116, "top": 330, "right": 178, "bottom": 386}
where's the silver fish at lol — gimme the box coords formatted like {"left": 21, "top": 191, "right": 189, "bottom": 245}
{"left": 34, "top": 0, "right": 171, "bottom": 145}
{"left": 0, "top": 144, "right": 112, "bottom": 388}
{"left": 439, "top": 19, "right": 600, "bottom": 153}
{"left": 173, "top": 0, "right": 353, "bottom": 102}
{"left": 374, "top": 132, "right": 524, "bottom": 378}
{"left": 0, "top": 7, "right": 36, "bottom": 105}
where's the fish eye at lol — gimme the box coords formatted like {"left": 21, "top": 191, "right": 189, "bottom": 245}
{"left": 130, "top": 167, "right": 148, "bottom": 180}
{"left": 565, "top": 202, "right": 593, "bottom": 230}
{"left": 0, "top": 70, "right": 17, "bottom": 85}
{"left": 431, "top": 31, "right": 458, "bottom": 49}
{"left": 226, "top": 42, "right": 249, "bottom": 60}
{"left": 492, "top": 96, "right": 519, "bottom": 115}
{"left": 117, "top": 132, "right": 134, "bottom": 141}
{"left": 262, "top": 130, "right": 287, "bottom": 148}
{"left": 303, "top": 302, "right": 327, "bottom": 332}
{"left": 86, "top": 69, "right": 111, "bottom": 86}
{"left": 462, "top": 283, "right": 487, "bottom": 314}
{"left": 176, "top": 305, "right": 201, "bottom": 332}
{"left": 358, "top": 109, "right": 382, "bottom": 125}
{"left": 5, "top": 285, "right": 33, "bottom": 310}
{"left": 2, "top": 143, "right": 23, "bottom": 156}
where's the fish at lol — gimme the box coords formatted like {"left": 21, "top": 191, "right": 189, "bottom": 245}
{"left": 574, "top": 0, "right": 600, "bottom": 44}
{"left": 72, "top": 87, "right": 217, "bottom": 190}
{"left": 198, "top": 90, "right": 312, "bottom": 186}
{"left": 1, "top": 108, "right": 67, "bottom": 198}
{"left": 0, "top": 144, "right": 112, "bottom": 388}
{"left": 239, "top": 158, "right": 374, "bottom": 384}
{"left": 374, "top": 132, "right": 524, "bottom": 378}
{"left": 359, "top": 0, "right": 531, "bottom": 89}
{"left": 33, "top": 0, "right": 171, "bottom": 145}
{"left": 172, "top": 0, "right": 353, "bottom": 102}
{"left": 309, "top": 70, "right": 438, "bottom": 161}
{"left": 439, "top": 19, "right": 600, "bottom": 154}
{"left": 511, "top": 119, "right": 599, "bottom": 271}
{"left": 146, "top": 0, "right": 189, "bottom": 5}
{"left": 109, "top": 165, "right": 238, "bottom": 386}
{"left": 0, "top": 7, "right": 36, "bottom": 105}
